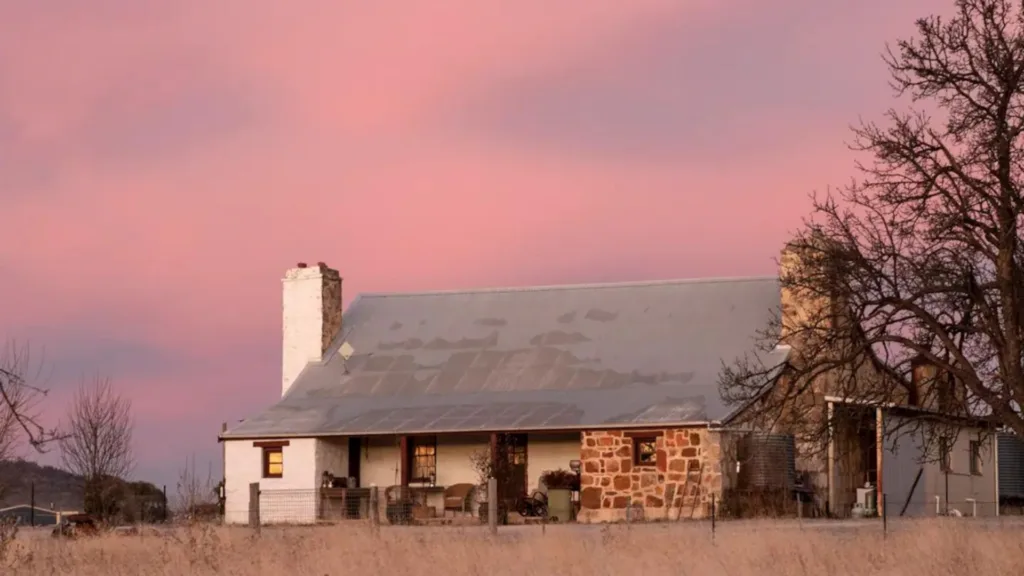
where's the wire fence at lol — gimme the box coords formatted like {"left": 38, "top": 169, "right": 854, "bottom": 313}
{"left": 253, "top": 488, "right": 378, "bottom": 525}
{"left": 243, "top": 487, "right": 483, "bottom": 527}
{"left": 121, "top": 494, "right": 170, "bottom": 524}
{"left": 226, "top": 483, "right": 1015, "bottom": 539}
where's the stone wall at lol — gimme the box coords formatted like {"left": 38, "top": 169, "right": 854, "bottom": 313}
{"left": 577, "top": 428, "right": 726, "bottom": 522}
{"left": 319, "top": 265, "right": 343, "bottom": 355}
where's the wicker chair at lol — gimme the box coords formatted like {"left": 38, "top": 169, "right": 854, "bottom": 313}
{"left": 442, "top": 483, "right": 476, "bottom": 517}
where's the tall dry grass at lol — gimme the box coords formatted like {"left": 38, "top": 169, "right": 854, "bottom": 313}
{"left": 3, "top": 519, "right": 1023, "bottom": 575}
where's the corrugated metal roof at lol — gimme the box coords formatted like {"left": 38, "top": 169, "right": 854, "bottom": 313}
{"left": 222, "top": 276, "right": 787, "bottom": 438}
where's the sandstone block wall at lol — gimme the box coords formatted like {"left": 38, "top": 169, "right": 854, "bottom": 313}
{"left": 577, "top": 428, "right": 725, "bottom": 522}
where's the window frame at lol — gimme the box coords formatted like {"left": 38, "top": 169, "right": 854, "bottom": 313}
{"left": 254, "top": 440, "right": 289, "bottom": 479}
{"left": 937, "top": 374, "right": 956, "bottom": 413}
{"left": 504, "top": 434, "right": 528, "bottom": 467}
{"left": 632, "top": 436, "right": 658, "bottom": 467}
{"left": 969, "top": 440, "right": 983, "bottom": 476}
{"left": 262, "top": 447, "right": 284, "bottom": 479}
{"left": 408, "top": 435, "right": 438, "bottom": 483}
{"left": 938, "top": 437, "right": 952, "bottom": 472}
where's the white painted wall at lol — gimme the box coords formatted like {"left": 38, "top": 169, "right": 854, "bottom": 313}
{"left": 882, "top": 415, "right": 997, "bottom": 517}
{"left": 527, "top": 433, "right": 580, "bottom": 492}
{"left": 354, "top": 435, "right": 486, "bottom": 510}
{"left": 316, "top": 438, "right": 349, "bottom": 482}
{"left": 361, "top": 436, "right": 402, "bottom": 489}
{"left": 223, "top": 438, "right": 318, "bottom": 525}
{"left": 223, "top": 433, "right": 585, "bottom": 523}
{"left": 281, "top": 266, "right": 341, "bottom": 397}
{"left": 352, "top": 433, "right": 582, "bottom": 514}
{"left": 435, "top": 435, "right": 489, "bottom": 485}
{"left": 430, "top": 435, "right": 488, "bottom": 510}
{"left": 282, "top": 268, "right": 323, "bottom": 397}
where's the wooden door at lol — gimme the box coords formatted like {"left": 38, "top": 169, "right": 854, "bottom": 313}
{"left": 348, "top": 437, "right": 362, "bottom": 487}
{"left": 498, "top": 433, "right": 528, "bottom": 499}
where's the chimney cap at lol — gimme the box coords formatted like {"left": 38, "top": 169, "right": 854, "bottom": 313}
{"left": 297, "top": 262, "right": 308, "bottom": 268}
{"left": 317, "top": 261, "right": 327, "bottom": 268}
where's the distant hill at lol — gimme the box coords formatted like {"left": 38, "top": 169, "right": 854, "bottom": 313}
{"left": 0, "top": 460, "right": 84, "bottom": 511}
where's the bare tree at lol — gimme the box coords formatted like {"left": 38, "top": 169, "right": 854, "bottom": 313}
{"left": 0, "top": 341, "right": 59, "bottom": 454}
{"left": 59, "top": 376, "right": 134, "bottom": 520}
{"left": 175, "top": 454, "right": 218, "bottom": 522}
{"left": 0, "top": 340, "right": 60, "bottom": 501}
{"left": 720, "top": 0, "right": 1024, "bottom": 448}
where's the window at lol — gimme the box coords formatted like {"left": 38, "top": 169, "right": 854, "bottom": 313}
{"left": 505, "top": 436, "right": 527, "bottom": 467}
{"left": 263, "top": 447, "right": 283, "bottom": 478}
{"left": 633, "top": 437, "right": 658, "bottom": 467}
{"left": 939, "top": 437, "right": 951, "bottom": 472}
{"left": 970, "top": 440, "right": 983, "bottom": 475}
{"left": 937, "top": 375, "right": 956, "bottom": 413}
{"left": 408, "top": 436, "right": 437, "bottom": 483}
{"left": 498, "top": 434, "right": 528, "bottom": 500}
{"left": 911, "top": 362, "right": 929, "bottom": 391}
{"left": 906, "top": 382, "right": 920, "bottom": 407}
{"left": 254, "top": 440, "right": 289, "bottom": 478}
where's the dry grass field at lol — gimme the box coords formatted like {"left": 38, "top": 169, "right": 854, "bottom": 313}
{"left": 2, "top": 519, "right": 1023, "bottom": 575}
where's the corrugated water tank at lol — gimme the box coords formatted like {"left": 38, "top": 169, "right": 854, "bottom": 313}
{"left": 998, "top": 432, "right": 1024, "bottom": 500}
{"left": 737, "top": 432, "right": 797, "bottom": 490}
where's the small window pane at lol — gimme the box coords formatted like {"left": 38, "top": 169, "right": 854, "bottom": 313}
{"left": 409, "top": 437, "right": 437, "bottom": 482}
{"left": 969, "top": 441, "right": 982, "bottom": 475}
{"left": 634, "top": 437, "right": 657, "bottom": 466}
{"left": 263, "top": 448, "right": 284, "bottom": 478}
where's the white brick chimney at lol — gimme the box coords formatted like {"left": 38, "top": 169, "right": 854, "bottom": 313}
{"left": 281, "top": 262, "right": 342, "bottom": 397}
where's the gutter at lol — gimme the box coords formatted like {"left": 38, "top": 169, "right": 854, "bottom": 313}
{"left": 824, "top": 395, "right": 993, "bottom": 428}
{"left": 218, "top": 420, "right": 719, "bottom": 442}
{"left": 707, "top": 424, "right": 758, "bottom": 433}
{"left": 824, "top": 395, "right": 898, "bottom": 408}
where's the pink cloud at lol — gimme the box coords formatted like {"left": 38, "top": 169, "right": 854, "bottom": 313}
{"left": 0, "top": 0, "right": 947, "bottom": 485}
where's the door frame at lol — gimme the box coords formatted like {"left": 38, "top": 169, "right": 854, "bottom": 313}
{"left": 492, "top": 433, "right": 529, "bottom": 499}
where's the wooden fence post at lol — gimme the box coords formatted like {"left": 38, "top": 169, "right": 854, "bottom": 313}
{"left": 369, "top": 486, "right": 380, "bottom": 530}
{"left": 487, "top": 477, "right": 498, "bottom": 536}
{"left": 249, "top": 483, "right": 261, "bottom": 535}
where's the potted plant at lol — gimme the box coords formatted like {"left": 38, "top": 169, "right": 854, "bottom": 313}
{"left": 540, "top": 469, "right": 577, "bottom": 522}
{"left": 469, "top": 449, "right": 508, "bottom": 525}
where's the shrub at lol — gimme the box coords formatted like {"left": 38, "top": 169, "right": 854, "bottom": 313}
{"left": 539, "top": 469, "right": 578, "bottom": 490}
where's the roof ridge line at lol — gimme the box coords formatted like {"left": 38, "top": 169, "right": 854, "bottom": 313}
{"left": 354, "top": 275, "right": 779, "bottom": 299}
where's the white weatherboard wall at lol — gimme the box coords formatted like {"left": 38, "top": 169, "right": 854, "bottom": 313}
{"left": 223, "top": 438, "right": 318, "bottom": 525}
{"left": 882, "top": 417, "right": 928, "bottom": 517}
{"left": 882, "top": 414, "right": 997, "bottom": 517}
{"left": 936, "top": 426, "right": 997, "bottom": 516}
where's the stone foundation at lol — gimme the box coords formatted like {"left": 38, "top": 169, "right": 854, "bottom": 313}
{"left": 577, "top": 428, "right": 724, "bottom": 522}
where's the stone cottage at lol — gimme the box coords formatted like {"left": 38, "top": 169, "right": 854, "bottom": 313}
{"left": 218, "top": 247, "right": 999, "bottom": 524}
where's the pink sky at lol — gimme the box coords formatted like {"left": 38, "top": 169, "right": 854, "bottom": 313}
{"left": 0, "top": 0, "right": 944, "bottom": 486}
